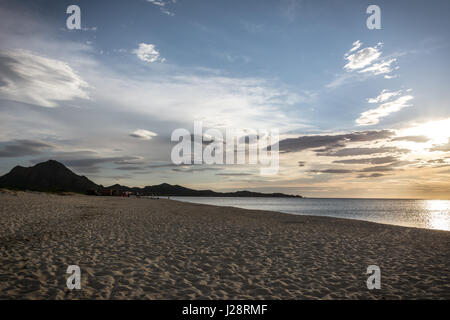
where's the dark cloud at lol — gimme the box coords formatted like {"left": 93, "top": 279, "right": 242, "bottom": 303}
{"left": 0, "top": 139, "right": 54, "bottom": 157}
{"left": 333, "top": 156, "right": 398, "bottom": 165}
{"left": 216, "top": 172, "right": 253, "bottom": 176}
{"left": 357, "top": 173, "right": 385, "bottom": 178}
{"left": 391, "top": 135, "right": 429, "bottom": 143}
{"left": 308, "top": 160, "right": 412, "bottom": 175}
{"left": 309, "top": 169, "right": 354, "bottom": 174}
{"left": 114, "top": 159, "right": 144, "bottom": 165}
{"left": 55, "top": 156, "right": 142, "bottom": 168}
{"left": 147, "top": 162, "right": 178, "bottom": 168}
{"left": 278, "top": 130, "right": 394, "bottom": 153}
{"left": 430, "top": 139, "right": 450, "bottom": 152}
{"left": 298, "top": 161, "right": 306, "bottom": 167}
{"left": 318, "top": 146, "right": 409, "bottom": 157}
{"left": 31, "top": 154, "right": 144, "bottom": 174}
{"left": 427, "top": 159, "right": 445, "bottom": 164}
{"left": 359, "top": 161, "right": 411, "bottom": 172}
{"left": 115, "top": 166, "right": 145, "bottom": 171}
{"left": 359, "top": 165, "right": 394, "bottom": 172}
{"left": 172, "top": 166, "right": 223, "bottom": 173}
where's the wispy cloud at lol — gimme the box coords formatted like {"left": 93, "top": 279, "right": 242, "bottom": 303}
{"left": 146, "top": 0, "right": 175, "bottom": 16}
{"left": 0, "top": 50, "right": 89, "bottom": 107}
{"left": 133, "top": 43, "right": 166, "bottom": 63}
{"left": 278, "top": 130, "right": 394, "bottom": 153}
{"left": 344, "top": 42, "right": 382, "bottom": 71}
{"left": 356, "top": 92, "right": 414, "bottom": 126}
{"left": 391, "top": 135, "right": 429, "bottom": 143}
{"left": 333, "top": 156, "right": 398, "bottom": 165}
{"left": 357, "top": 173, "right": 385, "bottom": 178}
{"left": 349, "top": 40, "right": 362, "bottom": 53}
{"left": 344, "top": 42, "right": 397, "bottom": 78}
{"left": 359, "top": 59, "right": 397, "bottom": 77}
{"left": 317, "top": 146, "right": 409, "bottom": 157}
{"left": 430, "top": 139, "right": 450, "bottom": 152}
{"left": 328, "top": 41, "right": 398, "bottom": 88}
{"left": 0, "top": 140, "right": 54, "bottom": 157}
{"left": 367, "top": 89, "right": 402, "bottom": 103}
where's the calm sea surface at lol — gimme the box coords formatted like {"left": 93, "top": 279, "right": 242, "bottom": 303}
{"left": 172, "top": 197, "right": 450, "bottom": 231}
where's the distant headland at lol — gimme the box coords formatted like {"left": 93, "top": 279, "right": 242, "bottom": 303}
{"left": 0, "top": 160, "right": 302, "bottom": 198}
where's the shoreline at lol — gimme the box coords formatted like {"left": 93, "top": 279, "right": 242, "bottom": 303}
{"left": 1, "top": 191, "right": 449, "bottom": 299}
{"left": 172, "top": 196, "right": 450, "bottom": 232}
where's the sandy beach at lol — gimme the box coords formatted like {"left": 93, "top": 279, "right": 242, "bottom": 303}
{"left": 0, "top": 190, "right": 449, "bottom": 299}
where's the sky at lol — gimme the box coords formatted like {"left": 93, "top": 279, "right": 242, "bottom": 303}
{"left": 0, "top": 0, "right": 449, "bottom": 199}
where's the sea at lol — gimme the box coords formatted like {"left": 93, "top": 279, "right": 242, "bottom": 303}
{"left": 172, "top": 197, "right": 450, "bottom": 231}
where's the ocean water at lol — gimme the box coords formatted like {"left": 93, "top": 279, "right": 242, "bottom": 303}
{"left": 172, "top": 197, "right": 450, "bottom": 231}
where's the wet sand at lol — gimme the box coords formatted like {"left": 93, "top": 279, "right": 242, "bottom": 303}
{"left": 0, "top": 191, "right": 449, "bottom": 299}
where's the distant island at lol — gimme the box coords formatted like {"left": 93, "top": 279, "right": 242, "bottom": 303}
{"left": 0, "top": 160, "right": 302, "bottom": 198}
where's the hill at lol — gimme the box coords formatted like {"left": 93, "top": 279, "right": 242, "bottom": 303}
{"left": 0, "top": 160, "right": 302, "bottom": 198}
{"left": 0, "top": 160, "right": 97, "bottom": 193}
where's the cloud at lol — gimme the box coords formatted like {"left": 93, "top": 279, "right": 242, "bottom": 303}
{"left": 318, "top": 146, "right": 409, "bottom": 157}
{"left": 133, "top": 43, "right": 165, "bottom": 63}
{"left": 114, "top": 157, "right": 145, "bottom": 165}
{"left": 115, "top": 166, "right": 146, "bottom": 171}
{"left": 129, "top": 129, "right": 158, "bottom": 140}
{"left": 359, "top": 165, "right": 395, "bottom": 173}
{"left": 146, "top": 0, "right": 175, "bottom": 16}
{"left": 51, "top": 157, "right": 138, "bottom": 168}
{"left": 359, "top": 161, "right": 411, "bottom": 173}
{"left": 344, "top": 43, "right": 382, "bottom": 71}
{"left": 333, "top": 156, "right": 398, "bottom": 165}
{"left": 0, "top": 50, "right": 89, "bottom": 107}
{"left": 0, "top": 139, "right": 54, "bottom": 157}
{"left": 426, "top": 159, "right": 447, "bottom": 164}
{"left": 349, "top": 40, "right": 362, "bottom": 53}
{"left": 307, "top": 160, "right": 411, "bottom": 177}
{"left": 216, "top": 172, "right": 253, "bottom": 176}
{"left": 278, "top": 130, "right": 394, "bottom": 153}
{"left": 343, "top": 41, "right": 397, "bottom": 77}
{"left": 81, "top": 26, "right": 97, "bottom": 32}
{"left": 430, "top": 139, "right": 450, "bottom": 152}
{"left": 94, "top": 73, "right": 309, "bottom": 131}
{"left": 359, "top": 58, "right": 397, "bottom": 76}
{"left": 147, "top": 162, "right": 179, "bottom": 168}
{"left": 368, "top": 89, "right": 402, "bottom": 104}
{"left": 357, "top": 173, "right": 385, "bottom": 178}
{"left": 172, "top": 166, "right": 223, "bottom": 173}
{"left": 30, "top": 153, "right": 144, "bottom": 174}
{"left": 391, "top": 135, "right": 429, "bottom": 143}
{"left": 328, "top": 41, "right": 398, "bottom": 88}
{"left": 309, "top": 169, "right": 353, "bottom": 174}
{"left": 356, "top": 95, "right": 414, "bottom": 126}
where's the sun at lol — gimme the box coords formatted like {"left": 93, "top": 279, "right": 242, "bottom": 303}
{"left": 399, "top": 118, "right": 450, "bottom": 145}
{"left": 393, "top": 118, "right": 450, "bottom": 155}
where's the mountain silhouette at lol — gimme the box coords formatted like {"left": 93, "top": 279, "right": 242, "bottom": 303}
{"left": 0, "top": 160, "right": 97, "bottom": 193}
{"left": 0, "top": 160, "right": 301, "bottom": 197}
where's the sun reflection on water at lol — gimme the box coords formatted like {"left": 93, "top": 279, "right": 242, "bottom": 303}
{"left": 424, "top": 200, "right": 450, "bottom": 231}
